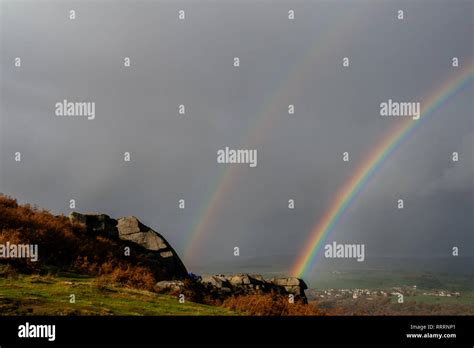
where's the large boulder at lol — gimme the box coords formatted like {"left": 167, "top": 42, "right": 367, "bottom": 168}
{"left": 201, "top": 275, "right": 230, "bottom": 289}
{"left": 155, "top": 280, "right": 185, "bottom": 293}
{"left": 69, "top": 212, "right": 188, "bottom": 280}
{"left": 270, "top": 277, "right": 308, "bottom": 302}
{"left": 117, "top": 216, "right": 170, "bottom": 256}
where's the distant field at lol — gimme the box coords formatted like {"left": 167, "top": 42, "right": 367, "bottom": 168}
{"left": 308, "top": 269, "right": 474, "bottom": 291}
{"left": 306, "top": 269, "right": 474, "bottom": 307}
{"left": 0, "top": 274, "right": 237, "bottom": 316}
{"left": 399, "top": 293, "right": 474, "bottom": 305}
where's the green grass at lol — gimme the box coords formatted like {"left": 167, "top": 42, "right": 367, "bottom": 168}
{"left": 401, "top": 293, "right": 474, "bottom": 305}
{"left": 0, "top": 274, "right": 237, "bottom": 316}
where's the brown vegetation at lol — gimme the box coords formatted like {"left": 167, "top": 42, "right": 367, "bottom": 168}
{"left": 315, "top": 297, "right": 474, "bottom": 315}
{"left": 220, "top": 293, "right": 328, "bottom": 316}
{"left": 0, "top": 195, "right": 157, "bottom": 290}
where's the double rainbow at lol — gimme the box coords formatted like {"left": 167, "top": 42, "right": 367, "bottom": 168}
{"left": 183, "top": 8, "right": 367, "bottom": 264}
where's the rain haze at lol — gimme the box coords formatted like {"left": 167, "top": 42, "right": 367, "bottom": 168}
{"left": 1, "top": 0, "right": 473, "bottom": 281}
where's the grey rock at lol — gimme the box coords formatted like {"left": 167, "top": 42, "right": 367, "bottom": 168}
{"left": 271, "top": 277, "right": 302, "bottom": 287}
{"left": 155, "top": 280, "right": 184, "bottom": 292}
{"left": 197, "top": 273, "right": 308, "bottom": 303}
{"left": 69, "top": 212, "right": 188, "bottom": 280}
{"left": 201, "top": 275, "right": 225, "bottom": 288}
{"left": 117, "top": 216, "right": 168, "bottom": 251}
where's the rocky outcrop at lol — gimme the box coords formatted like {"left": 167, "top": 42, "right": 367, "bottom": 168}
{"left": 155, "top": 273, "right": 308, "bottom": 303}
{"left": 69, "top": 212, "right": 188, "bottom": 280}
{"left": 68, "top": 213, "right": 307, "bottom": 302}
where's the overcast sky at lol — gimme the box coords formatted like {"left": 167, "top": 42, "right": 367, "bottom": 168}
{"left": 1, "top": 0, "right": 472, "bottom": 275}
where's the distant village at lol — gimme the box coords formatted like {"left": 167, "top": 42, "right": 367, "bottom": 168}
{"left": 307, "top": 286, "right": 460, "bottom": 301}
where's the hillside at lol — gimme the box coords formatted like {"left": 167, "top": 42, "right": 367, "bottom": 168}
{"left": 0, "top": 273, "right": 235, "bottom": 316}
{"left": 0, "top": 195, "right": 188, "bottom": 288}
{"left": 0, "top": 195, "right": 317, "bottom": 316}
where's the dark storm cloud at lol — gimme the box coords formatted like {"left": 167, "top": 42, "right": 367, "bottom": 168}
{"left": 1, "top": 0, "right": 472, "bottom": 272}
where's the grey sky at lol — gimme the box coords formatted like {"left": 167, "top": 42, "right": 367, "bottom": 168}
{"left": 1, "top": 0, "right": 473, "bottom": 275}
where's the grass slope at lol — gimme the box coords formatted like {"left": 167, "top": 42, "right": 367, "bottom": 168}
{"left": 0, "top": 273, "right": 237, "bottom": 316}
